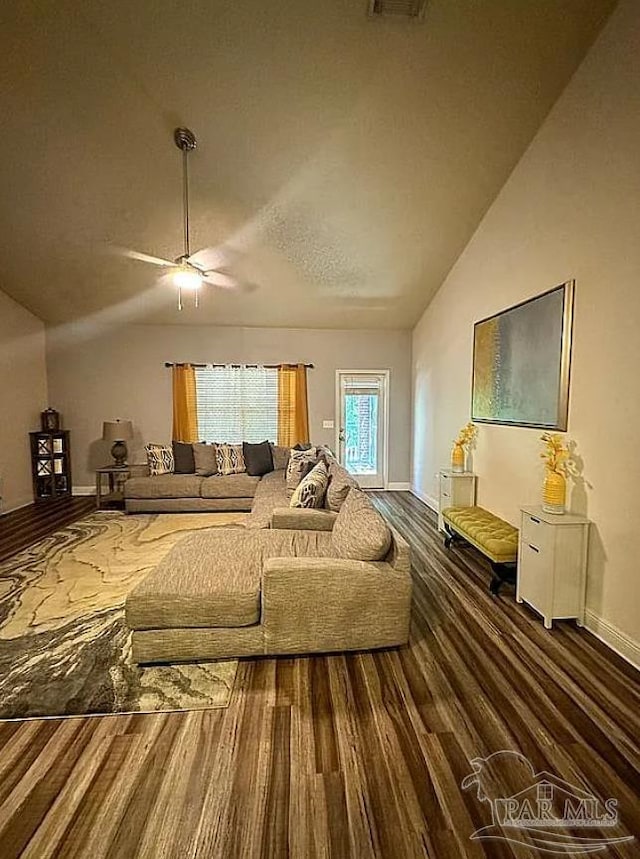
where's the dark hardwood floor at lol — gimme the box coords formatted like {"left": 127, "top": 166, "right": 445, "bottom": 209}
{"left": 0, "top": 496, "right": 96, "bottom": 562}
{"left": 0, "top": 491, "right": 637, "bottom": 857}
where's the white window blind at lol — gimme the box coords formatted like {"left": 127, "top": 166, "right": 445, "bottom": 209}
{"left": 195, "top": 365, "right": 278, "bottom": 443}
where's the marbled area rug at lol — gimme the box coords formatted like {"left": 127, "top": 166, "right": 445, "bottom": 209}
{"left": 0, "top": 511, "right": 245, "bottom": 719}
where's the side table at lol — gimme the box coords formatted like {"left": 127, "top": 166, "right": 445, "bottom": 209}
{"left": 438, "top": 469, "right": 477, "bottom": 532}
{"left": 95, "top": 466, "right": 134, "bottom": 510}
{"left": 517, "top": 506, "right": 590, "bottom": 628}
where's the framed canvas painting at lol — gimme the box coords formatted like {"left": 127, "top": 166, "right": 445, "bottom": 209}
{"left": 471, "top": 281, "right": 574, "bottom": 430}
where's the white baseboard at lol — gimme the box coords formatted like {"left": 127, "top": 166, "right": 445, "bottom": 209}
{"left": 584, "top": 609, "right": 640, "bottom": 671}
{"left": 387, "top": 482, "right": 410, "bottom": 491}
{"left": 73, "top": 486, "right": 96, "bottom": 497}
{"left": 410, "top": 485, "right": 438, "bottom": 512}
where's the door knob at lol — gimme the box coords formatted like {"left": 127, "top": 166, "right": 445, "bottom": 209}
{"left": 339, "top": 429, "right": 346, "bottom": 442}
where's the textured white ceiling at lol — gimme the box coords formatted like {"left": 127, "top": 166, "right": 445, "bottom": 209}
{"left": 0, "top": 0, "right": 615, "bottom": 328}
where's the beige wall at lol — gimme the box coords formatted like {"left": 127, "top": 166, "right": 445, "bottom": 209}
{"left": 411, "top": 0, "right": 640, "bottom": 663}
{"left": 46, "top": 324, "right": 411, "bottom": 487}
{"left": 0, "top": 289, "right": 48, "bottom": 512}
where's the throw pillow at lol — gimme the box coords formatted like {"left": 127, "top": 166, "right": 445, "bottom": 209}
{"left": 289, "top": 460, "right": 329, "bottom": 509}
{"left": 145, "top": 444, "right": 174, "bottom": 476}
{"left": 193, "top": 443, "right": 218, "bottom": 476}
{"left": 332, "top": 488, "right": 392, "bottom": 561}
{"left": 285, "top": 447, "right": 318, "bottom": 493}
{"left": 325, "top": 461, "right": 358, "bottom": 512}
{"left": 270, "top": 444, "right": 291, "bottom": 472}
{"left": 216, "top": 443, "right": 246, "bottom": 475}
{"left": 243, "top": 441, "right": 274, "bottom": 476}
{"left": 293, "top": 443, "right": 313, "bottom": 451}
{"left": 172, "top": 440, "right": 196, "bottom": 474}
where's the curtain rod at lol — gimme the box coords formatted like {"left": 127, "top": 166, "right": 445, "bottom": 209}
{"left": 165, "top": 362, "right": 314, "bottom": 369}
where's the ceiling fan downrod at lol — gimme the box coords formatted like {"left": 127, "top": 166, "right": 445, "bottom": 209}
{"left": 173, "top": 127, "right": 200, "bottom": 309}
{"left": 174, "top": 127, "right": 197, "bottom": 261}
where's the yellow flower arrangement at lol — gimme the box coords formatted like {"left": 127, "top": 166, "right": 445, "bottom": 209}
{"left": 539, "top": 432, "right": 570, "bottom": 475}
{"left": 455, "top": 422, "right": 477, "bottom": 450}
{"left": 540, "top": 432, "right": 577, "bottom": 514}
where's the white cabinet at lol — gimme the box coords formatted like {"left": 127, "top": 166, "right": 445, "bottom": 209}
{"left": 438, "top": 470, "right": 476, "bottom": 532}
{"left": 517, "top": 506, "right": 590, "bottom": 629}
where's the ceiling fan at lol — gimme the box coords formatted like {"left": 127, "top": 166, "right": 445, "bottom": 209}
{"left": 120, "top": 127, "right": 248, "bottom": 310}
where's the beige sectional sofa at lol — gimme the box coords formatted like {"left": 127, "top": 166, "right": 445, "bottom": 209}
{"left": 124, "top": 450, "right": 412, "bottom": 663}
{"left": 126, "top": 511, "right": 412, "bottom": 664}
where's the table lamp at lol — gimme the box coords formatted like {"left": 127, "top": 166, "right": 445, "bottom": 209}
{"left": 103, "top": 419, "right": 133, "bottom": 467}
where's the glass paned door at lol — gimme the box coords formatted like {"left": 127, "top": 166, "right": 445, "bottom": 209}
{"left": 336, "top": 371, "right": 388, "bottom": 489}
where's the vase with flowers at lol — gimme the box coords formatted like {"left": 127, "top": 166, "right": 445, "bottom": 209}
{"left": 540, "top": 432, "right": 571, "bottom": 514}
{"left": 451, "top": 422, "right": 477, "bottom": 473}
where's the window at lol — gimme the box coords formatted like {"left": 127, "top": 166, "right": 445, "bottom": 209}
{"left": 195, "top": 365, "right": 278, "bottom": 443}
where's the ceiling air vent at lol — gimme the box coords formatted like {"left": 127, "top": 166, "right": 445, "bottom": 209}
{"left": 368, "top": 0, "right": 427, "bottom": 19}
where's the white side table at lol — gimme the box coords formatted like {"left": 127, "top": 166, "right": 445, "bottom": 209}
{"left": 517, "top": 505, "right": 590, "bottom": 629}
{"left": 438, "top": 470, "right": 477, "bottom": 532}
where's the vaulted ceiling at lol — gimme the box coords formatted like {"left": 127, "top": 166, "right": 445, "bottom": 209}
{"left": 0, "top": 0, "right": 615, "bottom": 329}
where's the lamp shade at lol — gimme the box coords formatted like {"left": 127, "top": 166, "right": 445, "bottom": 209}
{"left": 103, "top": 419, "right": 133, "bottom": 443}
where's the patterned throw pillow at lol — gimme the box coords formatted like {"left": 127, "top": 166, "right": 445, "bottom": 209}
{"left": 332, "top": 488, "right": 392, "bottom": 561}
{"left": 215, "top": 443, "right": 246, "bottom": 475}
{"left": 285, "top": 447, "right": 318, "bottom": 493}
{"left": 145, "top": 444, "right": 174, "bottom": 476}
{"left": 289, "top": 460, "right": 329, "bottom": 509}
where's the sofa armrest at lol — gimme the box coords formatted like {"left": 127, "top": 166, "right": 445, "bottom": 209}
{"left": 261, "top": 557, "right": 412, "bottom": 654}
{"left": 270, "top": 508, "right": 337, "bottom": 531}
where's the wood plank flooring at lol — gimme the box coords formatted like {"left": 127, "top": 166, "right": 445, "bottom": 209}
{"left": 0, "top": 491, "right": 638, "bottom": 857}
{"left": 0, "top": 497, "right": 96, "bottom": 562}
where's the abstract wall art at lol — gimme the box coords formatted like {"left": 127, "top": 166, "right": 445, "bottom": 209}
{"left": 471, "top": 281, "right": 574, "bottom": 429}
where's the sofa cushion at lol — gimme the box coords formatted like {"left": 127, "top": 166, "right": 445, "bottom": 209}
{"left": 332, "top": 488, "right": 392, "bottom": 561}
{"left": 126, "top": 531, "right": 261, "bottom": 629}
{"left": 125, "top": 474, "right": 203, "bottom": 499}
{"left": 290, "top": 460, "right": 329, "bottom": 509}
{"left": 216, "top": 443, "right": 246, "bottom": 475}
{"left": 325, "top": 461, "right": 358, "bottom": 512}
{"left": 270, "top": 444, "right": 291, "bottom": 471}
{"left": 200, "top": 473, "right": 261, "bottom": 498}
{"left": 193, "top": 443, "right": 218, "bottom": 476}
{"left": 126, "top": 528, "right": 334, "bottom": 631}
{"left": 172, "top": 441, "right": 196, "bottom": 474}
{"left": 243, "top": 440, "right": 274, "bottom": 476}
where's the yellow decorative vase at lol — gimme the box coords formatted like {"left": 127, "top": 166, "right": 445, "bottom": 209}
{"left": 451, "top": 443, "right": 465, "bottom": 473}
{"left": 542, "top": 470, "right": 566, "bottom": 515}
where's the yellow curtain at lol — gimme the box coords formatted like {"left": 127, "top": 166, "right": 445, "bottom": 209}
{"left": 277, "top": 364, "right": 310, "bottom": 447}
{"left": 172, "top": 364, "right": 199, "bottom": 442}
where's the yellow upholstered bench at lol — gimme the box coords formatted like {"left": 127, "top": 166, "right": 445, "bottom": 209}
{"left": 441, "top": 506, "right": 518, "bottom": 594}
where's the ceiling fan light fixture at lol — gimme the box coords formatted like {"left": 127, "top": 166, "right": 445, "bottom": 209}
{"left": 173, "top": 265, "right": 203, "bottom": 290}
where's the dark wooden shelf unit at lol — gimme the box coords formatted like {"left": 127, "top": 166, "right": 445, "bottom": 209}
{"left": 29, "top": 430, "right": 72, "bottom": 502}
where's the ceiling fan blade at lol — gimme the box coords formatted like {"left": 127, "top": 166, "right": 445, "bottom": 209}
{"left": 188, "top": 245, "right": 240, "bottom": 272}
{"left": 202, "top": 271, "right": 242, "bottom": 290}
{"left": 114, "top": 247, "right": 177, "bottom": 268}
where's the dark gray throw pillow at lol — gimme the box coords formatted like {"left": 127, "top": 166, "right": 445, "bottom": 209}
{"left": 172, "top": 441, "right": 196, "bottom": 474}
{"left": 243, "top": 441, "right": 274, "bottom": 476}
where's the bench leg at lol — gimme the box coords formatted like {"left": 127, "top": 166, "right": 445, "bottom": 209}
{"left": 443, "top": 523, "right": 453, "bottom": 549}
{"left": 489, "top": 562, "right": 517, "bottom": 595}
{"left": 443, "top": 524, "right": 468, "bottom": 551}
